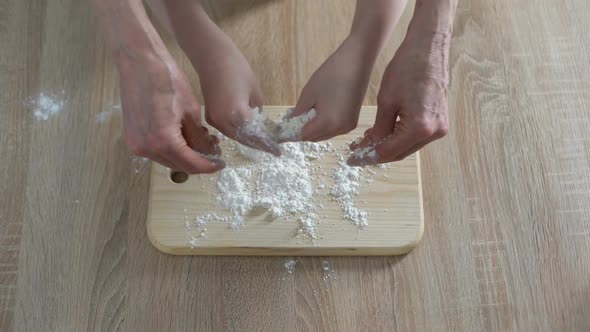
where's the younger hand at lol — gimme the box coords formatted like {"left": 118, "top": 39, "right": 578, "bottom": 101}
{"left": 280, "top": 36, "right": 375, "bottom": 142}
{"left": 348, "top": 38, "right": 450, "bottom": 166}
{"left": 172, "top": 7, "right": 281, "bottom": 156}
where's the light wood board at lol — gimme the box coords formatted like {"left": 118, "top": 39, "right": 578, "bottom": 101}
{"left": 147, "top": 106, "right": 423, "bottom": 255}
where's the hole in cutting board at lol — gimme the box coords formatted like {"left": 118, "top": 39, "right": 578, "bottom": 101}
{"left": 170, "top": 170, "right": 189, "bottom": 184}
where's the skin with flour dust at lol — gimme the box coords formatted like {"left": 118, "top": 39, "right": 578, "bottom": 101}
{"left": 89, "top": 0, "right": 457, "bottom": 173}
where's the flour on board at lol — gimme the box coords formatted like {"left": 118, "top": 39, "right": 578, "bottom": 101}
{"left": 187, "top": 109, "right": 381, "bottom": 244}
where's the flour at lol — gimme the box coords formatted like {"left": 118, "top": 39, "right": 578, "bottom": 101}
{"left": 284, "top": 259, "right": 297, "bottom": 274}
{"left": 236, "top": 107, "right": 280, "bottom": 154}
{"left": 321, "top": 260, "right": 338, "bottom": 286}
{"left": 189, "top": 109, "right": 381, "bottom": 242}
{"left": 253, "top": 143, "right": 314, "bottom": 218}
{"left": 96, "top": 104, "right": 121, "bottom": 123}
{"left": 192, "top": 138, "right": 333, "bottom": 238}
{"left": 237, "top": 143, "right": 267, "bottom": 161}
{"left": 331, "top": 158, "right": 369, "bottom": 228}
{"left": 348, "top": 146, "right": 378, "bottom": 166}
{"left": 25, "top": 91, "right": 67, "bottom": 121}
{"left": 217, "top": 167, "right": 254, "bottom": 228}
{"left": 277, "top": 108, "right": 317, "bottom": 141}
{"left": 298, "top": 214, "right": 318, "bottom": 239}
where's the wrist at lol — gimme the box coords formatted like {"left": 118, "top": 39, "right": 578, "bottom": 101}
{"left": 402, "top": 0, "right": 456, "bottom": 61}
{"left": 348, "top": 0, "right": 409, "bottom": 57}
{"left": 91, "top": 0, "right": 171, "bottom": 68}
{"left": 406, "top": 0, "right": 457, "bottom": 41}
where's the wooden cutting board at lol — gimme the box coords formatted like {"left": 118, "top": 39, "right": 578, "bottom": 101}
{"left": 147, "top": 106, "right": 423, "bottom": 255}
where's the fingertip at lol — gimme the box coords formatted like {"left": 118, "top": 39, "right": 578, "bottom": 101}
{"left": 347, "top": 146, "right": 379, "bottom": 167}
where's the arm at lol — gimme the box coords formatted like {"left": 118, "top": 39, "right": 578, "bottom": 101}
{"left": 280, "top": 0, "right": 409, "bottom": 142}
{"left": 144, "top": 0, "right": 280, "bottom": 155}
{"left": 89, "top": 0, "right": 224, "bottom": 173}
{"left": 348, "top": 0, "right": 458, "bottom": 165}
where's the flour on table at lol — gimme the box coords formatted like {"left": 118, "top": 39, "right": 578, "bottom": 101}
{"left": 25, "top": 90, "right": 67, "bottom": 121}
{"left": 284, "top": 259, "right": 297, "bottom": 274}
{"left": 96, "top": 104, "right": 121, "bottom": 123}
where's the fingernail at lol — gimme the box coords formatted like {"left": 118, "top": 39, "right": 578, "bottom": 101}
{"left": 347, "top": 147, "right": 378, "bottom": 167}
{"left": 349, "top": 136, "right": 363, "bottom": 151}
{"left": 210, "top": 159, "right": 226, "bottom": 170}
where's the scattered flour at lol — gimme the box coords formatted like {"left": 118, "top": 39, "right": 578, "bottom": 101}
{"left": 321, "top": 260, "right": 338, "bottom": 286}
{"left": 331, "top": 158, "right": 369, "bottom": 228}
{"left": 192, "top": 139, "right": 332, "bottom": 238}
{"left": 284, "top": 259, "right": 297, "bottom": 274}
{"left": 189, "top": 109, "right": 384, "bottom": 242}
{"left": 217, "top": 167, "right": 254, "bottom": 228}
{"left": 253, "top": 143, "right": 314, "bottom": 218}
{"left": 96, "top": 104, "right": 121, "bottom": 123}
{"left": 277, "top": 108, "right": 317, "bottom": 141}
{"left": 130, "top": 156, "right": 148, "bottom": 174}
{"left": 25, "top": 91, "right": 66, "bottom": 121}
{"left": 298, "top": 214, "right": 318, "bottom": 240}
{"left": 236, "top": 106, "right": 280, "bottom": 153}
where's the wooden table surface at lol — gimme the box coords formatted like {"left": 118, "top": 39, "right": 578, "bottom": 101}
{"left": 2, "top": 0, "right": 589, "bottom": 331}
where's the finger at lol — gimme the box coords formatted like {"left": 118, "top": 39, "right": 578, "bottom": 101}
{"left": 347, "top": 120, "right": 417, "bottom": 166}
{"left": 372, "top": 105, "right": 399, "bottom": 140}
{"left": 165, "top": 141, "right": 226, "bottom": 174}
{"left": 349, "top": 107, "right": 400, "bottom": 152}
{"left": 392, "top": 135, "right": 439, "bottom": 162}
{"left": 182, "top": 110, "right": 221, "bottom": 156}
{"left": 278, "top": 108, "right": 324, "bottom": 142}
{"left": 235, "top": 106, "right": 282, "bottom": 156}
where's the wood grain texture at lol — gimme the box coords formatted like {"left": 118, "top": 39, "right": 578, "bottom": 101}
{"left": 148, "top": 106, "right": 423, "bottom": 256}
{"left": 1, "top": 0, "right": 589, "bottom": 331}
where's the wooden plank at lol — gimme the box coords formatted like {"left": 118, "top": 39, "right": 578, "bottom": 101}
{"left": 147, "top": 106, "right": 423, "bottom": 255}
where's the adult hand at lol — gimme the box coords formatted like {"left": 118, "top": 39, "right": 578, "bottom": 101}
{"left": 119, "top": 54, "right": 224, "bottom": 174}
{"left": 348, "top": 37, "right": 450, "bottom": 166}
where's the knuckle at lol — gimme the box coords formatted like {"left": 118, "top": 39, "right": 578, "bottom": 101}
{"left": 436, "top": 122, "right": 449, "bottom": 138}
{"left": 416, "top": 120, "right": 437, "bottom": 138}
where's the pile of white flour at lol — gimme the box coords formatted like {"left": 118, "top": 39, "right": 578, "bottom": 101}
{"left": 211, "top": 140, "right": 331, "bottom": 235}
{"left": 186, "top": 108, "right": 376, "bottom": 245}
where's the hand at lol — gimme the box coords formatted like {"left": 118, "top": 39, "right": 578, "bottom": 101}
{"left": 118, "top": 54, "right": 224, "bottom": 174}
{"left": 348, "top": 38, "right": 450, "bottom": 166}
{"left": 279, "top": 36, "right": 375, "bottom": 142}
{"left": 167, "top": 3, "right": 280, "bottom": 156}
{"left": 196, "top": 44, "right": 280, "bottom": 156}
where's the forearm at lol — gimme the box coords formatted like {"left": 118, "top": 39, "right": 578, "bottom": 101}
{"left": 404, "top": 0, "right": 458, "bottom": 57}
{"left": 349, "top": 0, "right": 409, "bottom": 59}
{"left": 402, "top": 0, "right": 457, "bottom": 83}
{"left": 89, "top": 0, "right": 171, "bottom": 66}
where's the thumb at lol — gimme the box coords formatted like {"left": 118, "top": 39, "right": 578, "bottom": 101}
{"left": 358, "top": 103, "right": 399, "bottom": 149}
{"left": 277, "top": 93, "right": 318, "bottom": 142}
{"left": 182, "top": 108, "right": 222, "bottom": 156}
